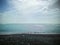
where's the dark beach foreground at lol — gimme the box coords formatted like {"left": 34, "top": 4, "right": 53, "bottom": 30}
{"left": 0, "top": 34, "right": 60, "bottom": 45}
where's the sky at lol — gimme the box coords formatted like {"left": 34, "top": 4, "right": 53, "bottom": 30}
{"left": 0, "top": 0, "right": 60, "bottom": 24}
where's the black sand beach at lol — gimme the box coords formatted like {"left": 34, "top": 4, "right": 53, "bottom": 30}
{"left": 0, "top": 34, "right": 60, "bottom": 45}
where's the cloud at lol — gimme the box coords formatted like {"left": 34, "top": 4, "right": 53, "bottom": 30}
{"left": 0, "top": 0, "right": 60, "bottom": 24}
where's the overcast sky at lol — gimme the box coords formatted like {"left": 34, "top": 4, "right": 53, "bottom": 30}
{"left": 0, "top": 0, "right": 60, "bottom": 24}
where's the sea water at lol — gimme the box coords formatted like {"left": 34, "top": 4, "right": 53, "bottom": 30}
{"left": 0, "top": 24, "right": 60, "bottom": 34}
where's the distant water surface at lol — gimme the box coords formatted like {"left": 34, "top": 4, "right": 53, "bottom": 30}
{"left": 0, "top": 24, "right": 60, "bottom": 34}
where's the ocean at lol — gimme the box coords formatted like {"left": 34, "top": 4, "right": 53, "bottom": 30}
{"left": 0, "top": 24, "right": 60, "bottom": 34}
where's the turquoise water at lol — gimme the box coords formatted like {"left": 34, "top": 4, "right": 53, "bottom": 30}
{"left": 0, "top": 24, "right": 60, "bottom": 34}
